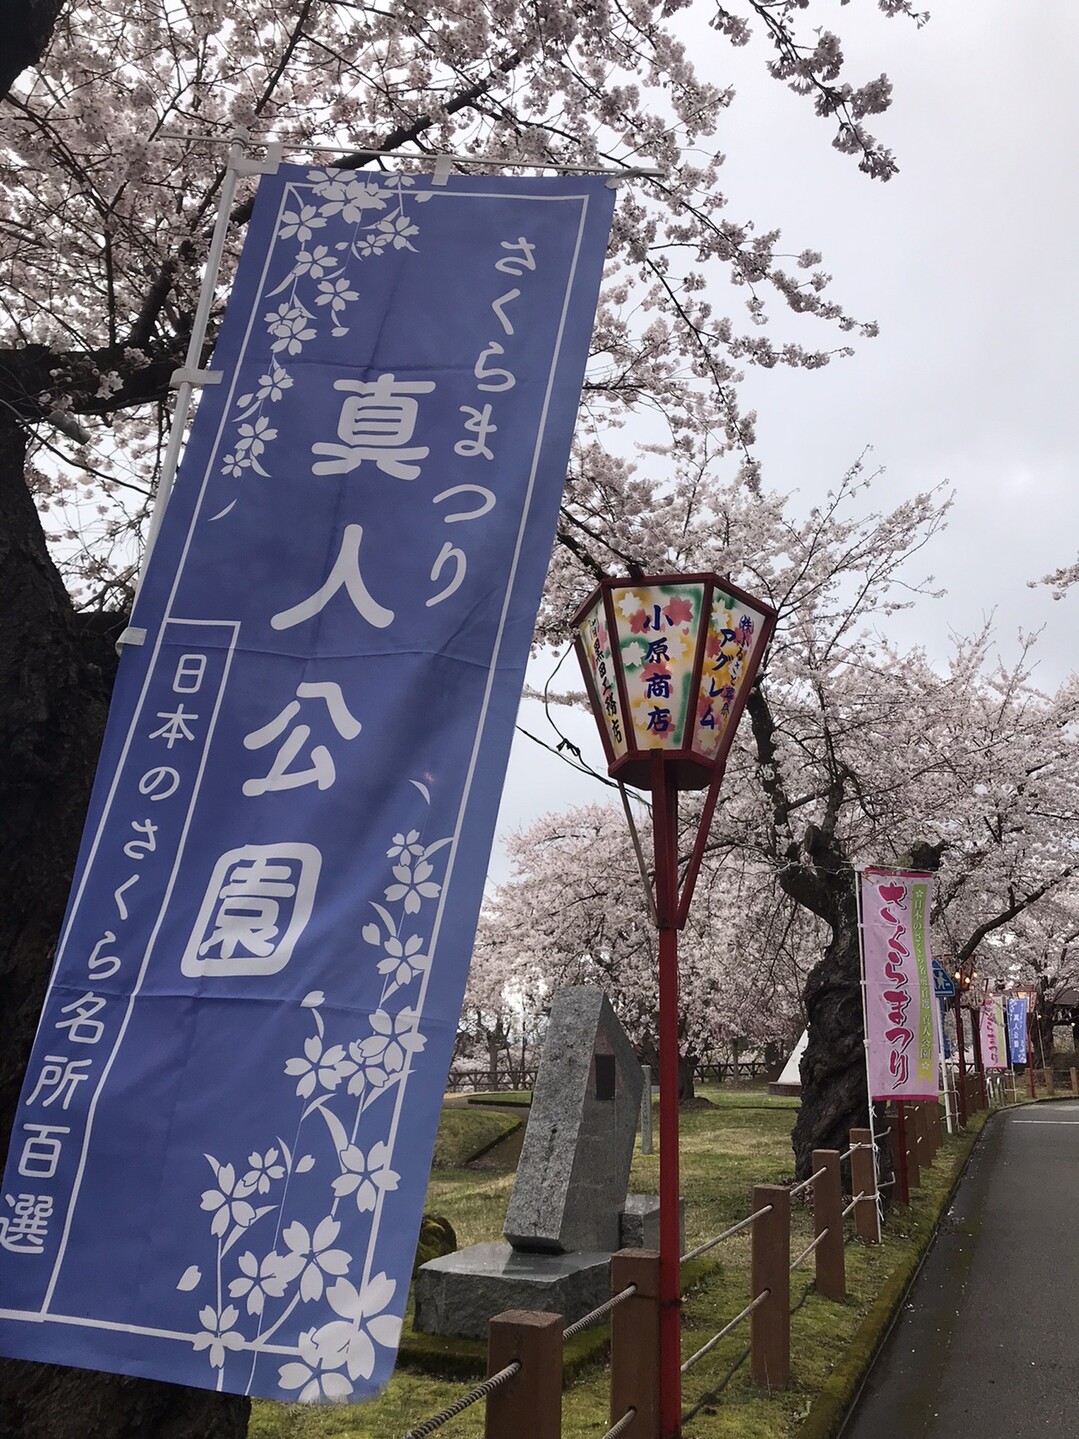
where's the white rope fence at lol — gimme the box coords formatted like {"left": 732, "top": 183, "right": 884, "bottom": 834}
{"left": 682, "top": 1204, "right": 774, "bottom": 1263}
{"left": 788, "top": 1165, "right": 826, "bottom": 1199}
{"left": 601, "top": 1407, "right": 639, "bottom": 1438}
{"left": 840, "top": 1141, "right": 875, "bottom": 1161}
{"left": 402, "top": 1281, "right": 638, "bottom": 1436}
{"left": 402, "top": 1360, "right": 521, "bottom": 1438}
{"left": 790, "top": 1228, "right": 828, "bottom": 1272}
{"left": 681, "top": 1290, "right": 769, "bottom": 1375}
{"left": 841, "top": 1190, "right": 869, "bottom": 1219}
{"left": 562, "top": 1284, "right": 637, "bottom": 1341}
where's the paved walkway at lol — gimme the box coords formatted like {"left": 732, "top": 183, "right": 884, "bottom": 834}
{"left": 843, "top": 1099, "right": 1079, "bottom": 1439}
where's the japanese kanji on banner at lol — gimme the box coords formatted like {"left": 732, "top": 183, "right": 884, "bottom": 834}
{"left": 0, "top": 167, "right": 615, "bottom": 1400}
{"left": 1006, "top": 995, "right": 1029, "bottom": 1064}
{"left": 860, "top": 867, "right": 939, "bottom": 1102}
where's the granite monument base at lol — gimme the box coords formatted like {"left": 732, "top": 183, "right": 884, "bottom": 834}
{"left": 619, "top": 1194, "right": 685, "bottom": 1251}
{"left": 413, "top": 1242, "right": 610, "bottom": 1339}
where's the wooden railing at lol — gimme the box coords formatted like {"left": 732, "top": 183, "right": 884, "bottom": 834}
{"left": 403, "top": 1120, "right": 904, "bottom": 1437}
{"left": 403, "top": 1073, "right": 1044, "bottom": 1437}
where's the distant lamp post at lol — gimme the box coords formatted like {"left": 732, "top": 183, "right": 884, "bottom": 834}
{"left": 572, "top": 572, "right": 776, "bottom": 1438}
{"left": 951, "top": 956, "right": 977, "bottom": 1125}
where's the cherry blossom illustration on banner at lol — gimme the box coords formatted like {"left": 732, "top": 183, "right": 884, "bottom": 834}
{"left": 176, "top": 815, "right": 447, "bottom": 1399}
{"left": 217, "top": 173, "right": 429, "bottom": 501}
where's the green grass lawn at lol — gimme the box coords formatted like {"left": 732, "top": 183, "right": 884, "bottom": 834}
{"left": 463, "top": 1090, "right": 533, "bottom": 1107}
{"left": 431, "top": 1106, "right": 522, "bottom": 1170}
{"left": 249, "top": 1086, "right": 984, "bottom": 1439}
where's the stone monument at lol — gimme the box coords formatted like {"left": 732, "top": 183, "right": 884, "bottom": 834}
{"left": 503, "top": 986, "right": 644, "bottom": 1252}
{"left": 414, "top": 986, "right": 649, "bottom": 1338}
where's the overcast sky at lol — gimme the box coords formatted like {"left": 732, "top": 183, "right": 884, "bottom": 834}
{"left": 491, "top": 0, "right": 1079, "bottom": 882}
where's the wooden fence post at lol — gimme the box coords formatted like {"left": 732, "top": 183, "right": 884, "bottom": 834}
{"left": 849, "top": 1129, "right": 880, "bottom": 1243}
{"left": 812, "top": 1150, "right": 845, "bottom": 1302}
{"left": 485, "top": 1311, "right": 562, "bottom": 1439}
{"left": 905, "top": 1105, "right": 921, "bottom": 1190}
{"left": 1071, "top": 1067, "right": 1078, "bottom": 1096}
{"left": 610, "top": 1249, "right": 661, "bottom": 1439}
{"left": 887, "top": 1110, "right": 908, "bottom": 1206}
{"left": 751, "top": 1184, "right": 790, "bottom": 1389}
{"left": 910, "top": 1103, "right": 924, "bottom": 1175}
{"left": 916, "top": 1102, "right": 932, "bottom": 1168}
{"left": 1044, "top": 1067, "right": 1055, "bottom": 1097}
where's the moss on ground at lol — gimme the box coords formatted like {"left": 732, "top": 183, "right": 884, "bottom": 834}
{"left": 249, "top": 1088, "right": 1001, "bottom": 1439}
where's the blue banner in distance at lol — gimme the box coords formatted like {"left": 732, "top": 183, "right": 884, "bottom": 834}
{"left": 1006, "top": 996, "right": 1028, "bottom": 1065}
{"left": 0, "top": 166, "right": 615, "bottom": 1401}
{"left": 939, "top": 999, "right": 953, "bottom": 1059}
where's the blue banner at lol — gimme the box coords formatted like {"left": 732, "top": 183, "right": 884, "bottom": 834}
{"left": 939, "top": 999, "right": 953, "bottom": 1059}
{"left": 1007, "top": 997, "right": 1029, "bottom": 1064}
{"left": 0, "top": 166, "right": 614, "bottom": 1400}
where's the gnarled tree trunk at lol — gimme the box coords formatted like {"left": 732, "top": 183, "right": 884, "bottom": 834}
{"left": 0, "top": 391, "right": 250, "bottom": 1438}
{"left": 789, "top": 885, "right": 868, "bottom": 1173}
{"left": 745, "top": 685, "right": 910, "bottom": 1194}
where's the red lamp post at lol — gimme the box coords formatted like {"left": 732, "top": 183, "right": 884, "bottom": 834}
{"left": 1024, "top": 990, "right": 1038, "bottom": 1098}
{"left": 952, "top": 956, "right": 987, "bottom": 1118}
{"left": 572, "top": 572, "right": 777, "bottom": 1438}
{"left": 951, "top": 957, "right": 973, "bottom": 1125}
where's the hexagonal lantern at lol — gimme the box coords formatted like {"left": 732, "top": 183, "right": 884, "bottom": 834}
{"left": 571, "top": 572, "right": 777, "bottom": 792}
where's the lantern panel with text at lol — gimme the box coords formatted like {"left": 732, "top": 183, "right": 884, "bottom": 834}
{"left": 576, "top": 592, "right": 630, "bottom": 761}
{"left": 572, "top": 573, "right": 776, "bottom": 791}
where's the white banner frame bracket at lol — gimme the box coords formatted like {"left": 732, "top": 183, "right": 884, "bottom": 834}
{"left": 231, "top": 141, "right": 284, "bottom": 178}
{"left": 169, "top": 366, "right": 223, "bottom": 388}
{"left": 114, "top": 625, "right": 148, "bottom": 653}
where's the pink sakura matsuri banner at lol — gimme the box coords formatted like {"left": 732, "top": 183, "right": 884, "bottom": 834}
{"left": 981, "top": 995, "right": 1008, "bottom": 1070}
{"left": 860, "top": 867, "right": 939, "bottom": 1102}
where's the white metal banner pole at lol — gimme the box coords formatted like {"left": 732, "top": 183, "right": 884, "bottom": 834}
{"left": 935, "top": 995, "right": 955, "bottom": 1134}
{"left": 854, "top": 869, "right": 882, "bottom": 1240}
{"left": 133, "top": 129, "right": 254, "bottom": 599}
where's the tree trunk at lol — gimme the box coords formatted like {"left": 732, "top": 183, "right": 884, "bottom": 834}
{"left": 0, "top": 1366, "right": 250, "bottom": 1439}
{"left": 0, "top": 0, "right": 65, "bottom": 96}
{"left": 1033, "top": 979, "right": 1055, "bottom": 1071}
{"left": 789, "top": 890, "right": 868, "bottom": 1174}
{"left": 677, "top": 1052, "right": 696, "bottom": 1104}
{"left": 786, "top": 884, "right": 894, "bottom": 1198}
{"left": 0, "top": 402, "right": 250, "bottom": 1436}
{"left": 744, "top": 686, "right": 897, "bottom": 1189}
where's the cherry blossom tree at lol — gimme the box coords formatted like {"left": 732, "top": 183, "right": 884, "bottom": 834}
{"left": 529, "top": 449, "right": 1079, "bottom": 1173}
{"left": 738, "top": 519, "right": 1077, "bottom": 1162}
{"left": 971, "top": 884, "right": 1079, "bottom": 1066}
{"left": 0, "top": 0, "right": 931, "bottom": 1430}
{"left": 470, "top": 803, "right": 812, "bottom": 1097}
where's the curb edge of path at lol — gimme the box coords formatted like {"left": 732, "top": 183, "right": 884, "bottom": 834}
{"left": 797, "top": 1111, "right": 995, "bottom": 1439}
